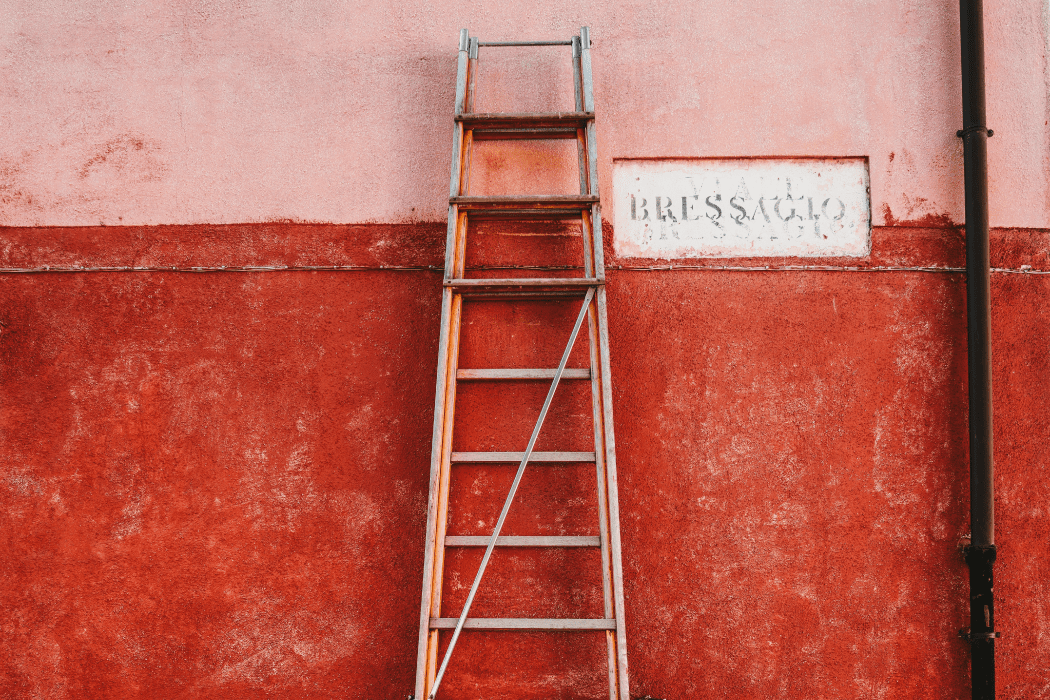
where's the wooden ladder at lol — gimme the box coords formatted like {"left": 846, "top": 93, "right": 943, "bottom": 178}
{"left": 413, "top": 27, "right": 629, "bottom": 700}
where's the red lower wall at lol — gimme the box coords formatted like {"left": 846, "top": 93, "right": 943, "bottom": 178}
{"left": 1, "top": 224, "right": 1048, "bottom": 699}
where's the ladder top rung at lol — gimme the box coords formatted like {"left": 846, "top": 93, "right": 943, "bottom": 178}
{"left": 430, "top": 618, "right": 616, "bottom": 630}
{"left": 476, "top": 40, "right": 575, "bottom": 47}
{"left": 450, "top": 195, "right": 598, "bottom": 211}
{"left": 457, "top": 368, "right": 591, "bottom": 380}
{"left": 445, "top": 535, "right": 601, "bottom": 547}
{"left": 452, "top": 451, "right": 596, "bottom": 463}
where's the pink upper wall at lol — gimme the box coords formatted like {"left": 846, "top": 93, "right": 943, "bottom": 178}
{"left": 1, "top": 0, "right": 1048, "bottom": 228}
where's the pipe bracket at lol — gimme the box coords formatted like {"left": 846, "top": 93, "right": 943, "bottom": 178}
{"left": 963, "top": 543, "right": 998, "bottom": 565}
{"left": 957, "top": 126, "right": 994, "bottom": 138}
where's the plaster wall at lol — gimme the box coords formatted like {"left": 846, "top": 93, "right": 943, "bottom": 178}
{"left": 3, "top": 1, "right": 1050, "bottom": 699}
{"left": 1, "top": 0, "right": 1049, "bottom": 227}
{"left": 2, "top": 226, "right": 1050, "bottom": 699}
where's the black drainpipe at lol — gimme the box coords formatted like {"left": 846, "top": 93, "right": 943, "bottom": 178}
{"left": 957, "top": 0, "right": 998, "bottom": 697}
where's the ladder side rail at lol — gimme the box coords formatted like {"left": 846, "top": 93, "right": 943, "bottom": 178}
{"left": 442, "top": 207, "right": 458, "bottom": 281}
{"left": 588, "top": 299, "right": 620, "bottom": 699}
{"left": 444, "top": 32, "right": 470, "bottom": 277}
{"left": 453, "top": 43, "right": 475, "bottom": 278}
{"left": 592, "top": 204, "right": 606, "bottom": 279}
{"left": 572, "top": 37, "right": 589, "bottom": 197}
{"left": 588, "top": 304, "right": 615, "bottom": 618}
{"left": 461, "top": 128, "right": 475, "bottom": 198}
{"left": 572, "top": 36, "right": 584, "bottom": 112}
{"left": 446, "top": 34, "right": 472, "bottom": 279}
{"left": 573, "top": 35, "right": 596, "bottom": 278}
{"left": 580, "top": 192, "right": 596, "bottom": 279}
{"left": 579, "top": 27, "right": 594, "bottom": 112}
{"left": 416, "top": 29, "right": 473, "bottom": 699}
{"left": 427, "top": 296, "right": 463, "bottom": 692}
{"left": 460, "top": 38, "right": 479, "bottom": 203}
{"left": 452, "top": 213, "right": 468, "bottom": 281}
{"left": 448, "top": 29, "right": 470, "bottom": 200}
{"left": 596, "top": 286, "right": 629, "bottom": 699}
{"left": 428, "top": 287, "right": 596, "bottom": 699}
{"left": 582, "top": 29, "right": 617, "bottom": 679}
{"left": 579, "top": 28, "right": 606, "bottom": 280}
{"left": 414, "top": 291, "right": 463, "bottom": 699}
{"left": 579, "top": 27, "right": 601, "bottom": 198}
{"left": 584, "top": 114, "right": 600, "bottom": 198}
{"left": 467, "top": 38, "right": 478, "bottom": 112}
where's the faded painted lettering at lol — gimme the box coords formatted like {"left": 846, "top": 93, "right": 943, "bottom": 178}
{"left": 613, "top": 158, "right": 870, "bottom": 258}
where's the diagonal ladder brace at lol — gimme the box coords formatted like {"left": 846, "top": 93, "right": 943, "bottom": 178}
{"left": 429, "top": 288, "right": 595, "bottom": 698}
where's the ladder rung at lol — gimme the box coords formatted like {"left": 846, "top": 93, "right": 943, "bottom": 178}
{"left": 458, "top": 112, "right": 593, "bottom": 124}
{"left": 445, "top": 278, "right": 601, "bottom": 291}
{"left": 452, "top": 451, "right": 596, "bottom": 462}
{"left": 473, "top": 128, "right": 579, "bottom": 141}
{"left": 457, "top": 368, "right": 591, "bottom": 380}
{"left": 457, "top": 112, "right": 593, "bottom": 140}
{"left": 459, "top": 210, "right": 591, "bottom": 221}
{"left": 476, "top": 40, "right": 574, "bottom": 47}
{"left": 450, "top": 195, "right": 598, "bottom": 212}
{"left": 445, "top": 536, "right": 601, "bottom": 547}
{"left": 456, "top": 290, "right": 593, "bottom": 299}
{"left": 430, "top": 618, "right": 616, "bottom": 630}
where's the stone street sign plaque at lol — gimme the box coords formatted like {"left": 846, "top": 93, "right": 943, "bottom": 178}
{"left": 612, "top": 158, "right": 870, "bottom": 258}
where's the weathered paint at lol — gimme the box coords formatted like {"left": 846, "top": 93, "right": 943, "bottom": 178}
{"left": 2, "top": 224, "right": 1049, "bottom": 698}
{"left": 611, "top": 158, "right": 871, "bottom": 258}
{"left": 3, "top": 1, "right": 1050, "bottom": 697}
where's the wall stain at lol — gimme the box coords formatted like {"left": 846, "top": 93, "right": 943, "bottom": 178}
{"left": 881, "top": 202, "right": 958, "bottom": 228}
{"left": 77, "top": 134, "right": 168, "bottom": 183}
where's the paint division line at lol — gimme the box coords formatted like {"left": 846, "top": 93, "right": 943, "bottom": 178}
{"left": 3, "top": 265, "right": 1049, "bottom": 275}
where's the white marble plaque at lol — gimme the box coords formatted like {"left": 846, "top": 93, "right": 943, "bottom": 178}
{"left": 612, "top": 158, "right": 870, "bottom": 258}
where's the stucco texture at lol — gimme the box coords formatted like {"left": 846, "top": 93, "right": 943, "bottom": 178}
{"left": 3, "top": 0, "right": 1050, "bottom": 697}
{"left": 2, "top": 225, "right": 1049, "bottom": 698}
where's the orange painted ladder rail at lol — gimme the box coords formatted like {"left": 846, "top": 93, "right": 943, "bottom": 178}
{"left": 411, "top": 27, "right": 629, "bottom": 700}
